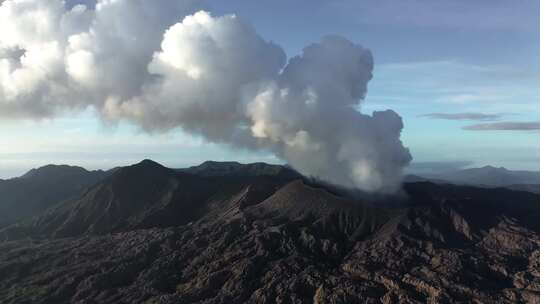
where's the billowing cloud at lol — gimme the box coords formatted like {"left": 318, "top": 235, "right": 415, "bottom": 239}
{"left": 463, "top": 122, "right": 540, "bottom": 131}
{"left": 0, "top": 0, "right": 202, "bottom": 118}
{"left": 0, "top": 0, "right": 412, "bottom": 193}
{"left": 421, "top": 112, "right": 501, "bottom": 121}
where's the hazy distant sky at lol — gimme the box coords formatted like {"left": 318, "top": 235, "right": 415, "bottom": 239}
{"left": 1, "top": 0, "right": 539, "bottom": 178}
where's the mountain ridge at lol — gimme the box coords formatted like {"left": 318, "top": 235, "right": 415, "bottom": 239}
{"left": 409, "top": 165, "right": 540, "bottom": 193}
{"left": 0, "top": 164, "right": 110, "bottom": 228}
{"left": 2, "top": 160, "right": 540, "bottom": 303}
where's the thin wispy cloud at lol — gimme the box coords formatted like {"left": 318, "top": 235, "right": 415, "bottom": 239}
{"left": 463, "top": 122, "right": 540, "bottom": 131}
{"left": 421, "top": 112, "right": 501, "bottom": 121}
{"left": 374, "top": 60, "right": 540, "bottom": 116}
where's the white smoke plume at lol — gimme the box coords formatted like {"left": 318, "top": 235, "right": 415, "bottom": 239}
{"left": 0, "top": 0, "right": 412, "bottom": 193}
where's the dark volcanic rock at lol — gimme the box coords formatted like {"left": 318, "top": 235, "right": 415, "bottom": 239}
{"left": 0, "top": 160, "right": 295, "bottom": 240}
{"left": 181, "top": 160, "right": 301, "bottom": 179}
{"left": 0, "top": 165, "right": 109, "bottom": 228}
{"left": 1, "top": 161, "right": 540, "bottom": 303}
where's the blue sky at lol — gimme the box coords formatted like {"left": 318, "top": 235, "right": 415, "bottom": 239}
{"left": 1, "top": 0, "right": 539, "bottom": 178}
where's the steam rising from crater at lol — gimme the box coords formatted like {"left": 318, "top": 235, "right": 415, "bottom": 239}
{"left": 0, "top": 0, "right": 412, "bottom": 193}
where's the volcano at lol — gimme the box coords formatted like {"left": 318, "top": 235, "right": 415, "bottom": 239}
{"left": 1, "top": 160, "right": 540, "bottom": 303}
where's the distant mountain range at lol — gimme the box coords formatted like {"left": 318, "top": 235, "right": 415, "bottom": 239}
{"left": 407, "top": 165, "right": 540, "bottom": 193}
{"left": 2, "top": 160, "right": 540, "bottom": 303}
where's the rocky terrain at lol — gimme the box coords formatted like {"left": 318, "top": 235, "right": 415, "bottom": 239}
{"left": 1, "top": 160, "right": 540, "bottom": 303}
{"left": 0, "top": 165, "right": 109, "bottom": 228}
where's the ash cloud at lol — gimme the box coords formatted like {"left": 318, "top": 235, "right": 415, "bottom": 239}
{"left": 0, "top": 0, "right": 412, "bottom": 193}
{"left": 421, "top": 112, "right": 501, "bottom": 121}
{"left": 463, "top": 122, "right": 540, "bottom": 131}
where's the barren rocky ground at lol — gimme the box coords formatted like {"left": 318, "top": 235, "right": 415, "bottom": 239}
{"left": 1, "top": 160, "right": 540, "bottom": 303}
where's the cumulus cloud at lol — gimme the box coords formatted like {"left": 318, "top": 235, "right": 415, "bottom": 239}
{"left": 0, "top": 0, "right": 202, "bottom": 118}
{"left": 421, "top": 112, "right": 501, "bottom": 121}
{"left": 0, "top": 0, "right": 412, "bottom": 193}
{"left": 463, "top": 122, "right": 540, "bottom": 131}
